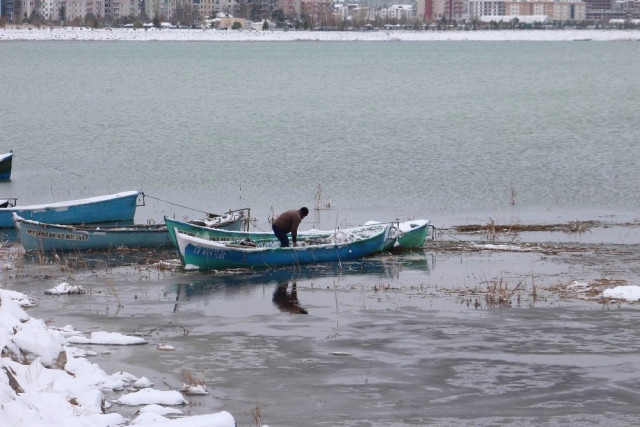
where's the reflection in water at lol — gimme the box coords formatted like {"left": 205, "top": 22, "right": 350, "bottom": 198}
{"left": 272, "top": 282, "right": 308, "bottom": 314}
{"left": 166, "top": 254, "right": 432, "bottom": 312}
{"left": 21, "top": 247, "right": 177, "bottom": 270}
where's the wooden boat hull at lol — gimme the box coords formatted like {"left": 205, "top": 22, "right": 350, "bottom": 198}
{"left": 164, "top": 211, "right": 251, "bottom": 256}
{"left": 174, "top": 226, "right": 389, "bottom": 270}
{"left": 165, "top": 217, "right": 428, "bottom": 251}
{"left": 0, "top": 152, "right": 12, "bottom": 180}
{"left": 0, "top": 191, "right": 140, "bottom": 228}
{"left": 13, "top": 214, "right": 171, "bottom": 252}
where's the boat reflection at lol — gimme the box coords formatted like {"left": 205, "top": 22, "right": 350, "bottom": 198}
{"left": 272, "top": 281, "right": 308, "bottom": 314}
{"left": 165, "top": 254, "right": 431, "bottom": 312}
{"left": 20, "top": 245, "right": 174, "bottom": 269}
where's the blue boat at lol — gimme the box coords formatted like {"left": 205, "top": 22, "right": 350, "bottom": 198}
{"left": 13, "top": 214, "right": 171, "bottom": 252}
{"left": 0, "top": 190, "right": 141, "bottom": 228}
{"left": 0, "top": 151, "right": 12, "bottom": 180}
{"left": 173, "top": 224, "right": 390, "bottom": 270}
{"left": 164, "top": 216, "right": 428, "bottom": 253}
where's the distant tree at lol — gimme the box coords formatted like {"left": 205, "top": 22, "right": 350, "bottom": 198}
{"left": 300, "top": 13, "right": 311, "bottom": 29}
{"left": 231, "top": 21, "right": 242, "bottom": 30}
{"left": 175, "top": 3, "right": 197, "bottom": 26}
{"left": 262, "top": 19, "right": 269, "bottom": 30}
{"left": 85, "top": 12, "right": 98, "bottom": 28}
{"left": 28, "top": 9, "right": 45, "bottom": 26}
{"left": 175, "top": 4, "right": 185, "bottom": 25}
{"left": 271, "top": 9, "right": 284, "bottom": 24}
{"left": 139, "top": 10, "right": 150, "bottom": 23}
{"left": 153, "top": 15, "right": 161, "bottom": 28}
{"left": 120, "top": 15, "right": 135, "bottom": 25}
{"left": 10, "top": 0, "right": 21, "bottom": 24}
{"left": 58, "top": 4, "right": 66, "bottom": 23}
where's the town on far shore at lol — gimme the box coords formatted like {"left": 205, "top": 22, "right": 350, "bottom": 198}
{"left": 1, "top": 0, "right": 639, "bottom": 32}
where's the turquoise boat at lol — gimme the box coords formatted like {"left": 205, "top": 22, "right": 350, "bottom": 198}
{"left": 0, "top": 190, "right": 141, "bottom": 228}
{"left": 13, "top": 214, "right": 171, "bottom": 252}
{"left": 165, "top": 216, "right": 429, "bottom": 252}
{"left": 0, "top": 151, "right": 12, "bottom": 180}
{"left": 173, "top": 224, "right": 390, "bottom": 270}
{"left": 181, "top": 208, "right": 250, "bottom": 232}
{"left": 165, "top": 209, "right": 249, "bottom": 246}
{"left": 383, "top": 219, "right": 431, "bottom": 250}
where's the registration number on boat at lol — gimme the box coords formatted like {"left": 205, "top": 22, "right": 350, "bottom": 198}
{"left": 26, "top": 229, "right": 89, "bottom": 241}
{"left": 192, "top": 246, "right": 225, "bottom": 259}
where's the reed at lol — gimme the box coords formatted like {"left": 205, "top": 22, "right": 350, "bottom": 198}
{"left": 251, "top": 402, "right": 263, "bottom": 427}
{"left": 181, "top": 368, "right": 206, "bottom": 388}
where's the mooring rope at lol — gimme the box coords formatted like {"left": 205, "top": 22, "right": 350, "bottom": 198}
{"left": 144, "top": 194, "right": 209, "bottom": 215}
{"left": 19, "top": 156, "right": 85, "bottom": 177}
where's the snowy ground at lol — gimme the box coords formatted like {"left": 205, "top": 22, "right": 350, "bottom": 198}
{"left": 0, "top": 288, "right": 237, "bottom": 426}
{"left": 1, "top": 27, "right": 639, "bottom": 42}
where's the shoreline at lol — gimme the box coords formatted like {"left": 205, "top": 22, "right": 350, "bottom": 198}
{"left": 2, "top": 27, "right": 640, "bottom": 42}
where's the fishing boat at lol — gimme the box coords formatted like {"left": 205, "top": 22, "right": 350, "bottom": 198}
{"left": 13, "top": 214, "right": 172, "bottom": 252}
{"left": 184, "top": 208, "right": 250, "bottom": 231}
{"left": 0, "top": 190, "right": 141, "bottom": 228}
{"left": 173, "top": 224, "right": 390, "bottom": 270}
{"left": 164, "top": 216, "right": 430, "bottom": 251}
{"left": 164, "top": 209, "right": 250, "bottom": 247}
{"left": 383, "top": 219, "right": 431, "bottom": 250}
{"left": 0, "top": 151, "right": 12, "bottom": 180}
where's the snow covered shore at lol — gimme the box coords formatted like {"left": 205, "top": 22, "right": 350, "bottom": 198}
{"left": 0, "top": 288, "right": 235, "bottom": 426}
{"left": 1, "top": 26, "right": 639, "bottom": 41}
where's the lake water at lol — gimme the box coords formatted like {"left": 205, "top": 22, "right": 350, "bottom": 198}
{"left": 2, "top": 40, "right": 640, "bottom": 426}
{"left": 1, "top": 41, "right": 639, "bottom": 229}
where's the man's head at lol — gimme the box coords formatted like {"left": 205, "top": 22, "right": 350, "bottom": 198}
{"left": 300, "top": 207, "right": 309, "bottom": 218}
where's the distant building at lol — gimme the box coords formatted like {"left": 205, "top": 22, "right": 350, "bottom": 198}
{"left": 506, "top": 0, "right": 586, "bottom": 21}
{"left": 413, "top": 0, "right": 616, "bottom": 23}
{"left": 478, "top": 13, "right": 550, "bottom": 23}
{"left": 585, "top": 0, "right": 639, "bottom": 20}
{"left": 334, "top": 2, "right": 370, "bottom": 23}
{"left": 468, "top": 0, "right": 506, "bottom": 18}
{"left": 379, "top": 4, "right": 415, "bottom": 20}
{"left": 1, "top": 0, "right": 15, "bottom": 20}
{"left": 3, "top": 0, "right": 631, "bottom": 24}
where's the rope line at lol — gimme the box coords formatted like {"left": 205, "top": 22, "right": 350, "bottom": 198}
{"left": 18, "top": 156, "right": 85, "bottom": 177}
{"left": 144, "top": 194, "right": 208, "bottom": 215}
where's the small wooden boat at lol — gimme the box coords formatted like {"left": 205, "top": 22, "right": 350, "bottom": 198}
{"left": 0, "top": 151, "right": 12, "bottom": 180}
{"left": 182, "top": 208, "right": 250, "bottom": 231}
{"left": 13, "top": 214, "right": 171, "bottom": 252}
{"left": 173, "top": 224, "right": 390, "bottom": 270}
{"left": 0, "top": 190, "right": 141, "bottom": 228}
{"left": 383, "top": 219, "right": 431, "bottom": 250}
{"left": 164, "top": 208, "right": 250, "bottom": 247}
{"left": 165, "top": 216, "right": 429, "bottom": 251}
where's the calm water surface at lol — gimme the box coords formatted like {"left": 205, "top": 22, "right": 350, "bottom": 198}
{"left": 1, "top": 41, "right": 639, "bottom": 228}
{"left": 2, "top": 41, "right": 640, "bottom": 426}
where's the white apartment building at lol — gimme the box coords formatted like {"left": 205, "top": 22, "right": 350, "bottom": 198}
{"left": 379, "top": 4, "right": 416, "bottom": 20}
